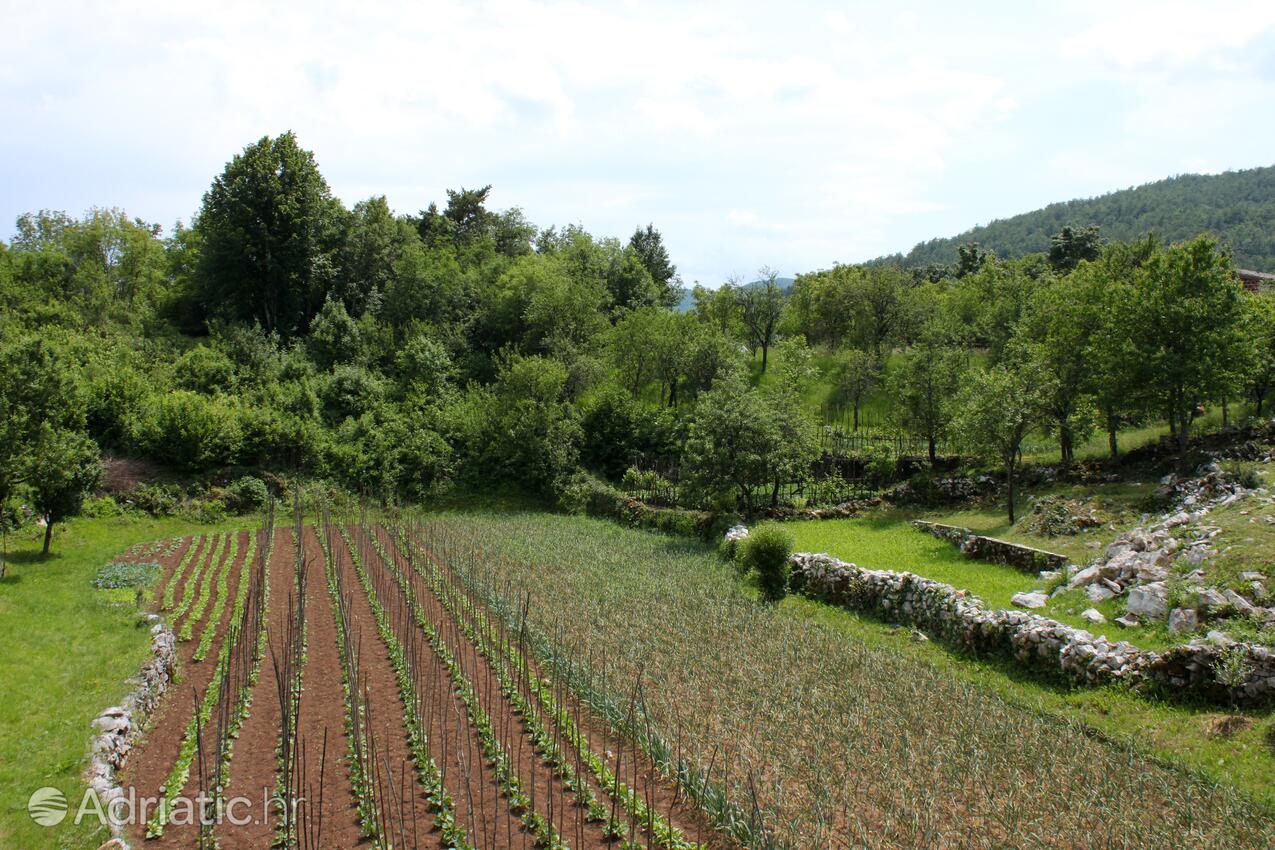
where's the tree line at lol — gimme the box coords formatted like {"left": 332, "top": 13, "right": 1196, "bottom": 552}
{"left": 0, "top": 132, "right": 1269, "bottom": 544}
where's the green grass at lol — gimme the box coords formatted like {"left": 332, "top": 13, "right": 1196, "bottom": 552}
{"left": 0, "top": 513, "right": 252, "bottom": 850}
{"left": 422, "top": 510, "right": 1275, "bottom": 849}
{"left": 766, "top": 510, "right": 1182, "bottom": 648}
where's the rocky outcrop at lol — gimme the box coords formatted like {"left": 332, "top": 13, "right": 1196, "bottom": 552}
{"left": 790, "top": 551, "right": 1275, "bottom": 705}
{"left": 85, "top": 615, "right": 178, "bottom": 847}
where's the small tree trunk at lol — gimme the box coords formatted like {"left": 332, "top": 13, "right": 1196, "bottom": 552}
{"left": 1006, "top": 461, "right": 1016, "bottom": 526}
{"left": 1059, "top": 421, "right": 1074, "bottom": 467}
{"left": 1222, "top": 396, "right": 1229, "bottom": 428}
{"left": 928, "top": 435, "right": 937, "bottom": 464}
{"left": 770, "top": 477, "right": 781, "bottom": 508}
{"left": 852, "top": 401, "right": 860, "bottom": 431}
{"left": 1168, "top": 407, "right": 1177, "bottom": 437}
{"left": 1107, "top": 411, "right": 1119, "bottom": 459}
{"left": 761, "top": 344, "right": 769, "bottom": 374}
{"left": 42, "top": 516, "right": 53, "bottom": 557}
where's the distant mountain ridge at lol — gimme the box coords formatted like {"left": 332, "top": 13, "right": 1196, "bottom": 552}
{"left": 675, "top": 276, "right": 795, "bottom": 311}
{"left": 880, "top": 165, "right": 1275, "bottom": 272}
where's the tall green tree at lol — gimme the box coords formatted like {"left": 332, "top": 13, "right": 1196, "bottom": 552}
{"left": 738, "top": 268, "right": 785, "bottom": 373}
{"left": 1047, "top": 225, "right": 1103, "bottom": 272}
{"left": 195, "top": 132, "right": 346, "bottom": 336}
{"left": 1131, "top": 235, "right": 1248, "bottom": 454}
{"left": 627, "top": 223, "right": 679, "bottom": 307}
{"left": 894, "top": 343, "right": 965, "bottom": 463}
{"left": 833, "top": 349, "right": 880, "bottom": 431}
{"left": 955, "top": 364, "right": 1044, "bottom": 524}
{"left": 29, "top": 428, "right": 101, "bottom": 556}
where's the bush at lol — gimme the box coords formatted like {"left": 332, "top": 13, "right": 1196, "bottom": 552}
{"left": 82, "top": 494, "right": 124, "bottom": 518}
{"left": 1221, "top": 460, "right": 1263, "bottom": 490}
{"left": 742, "top": 526, "right": 794, "bottom": 602}
{"left": 128, "top": 390, "right": 243, "bottom": 470}
{"left": 224, "top": 475, "right": 269, "bottom": 513}
{"left": 128, "top": 483, "right": 183, "bottom": 516}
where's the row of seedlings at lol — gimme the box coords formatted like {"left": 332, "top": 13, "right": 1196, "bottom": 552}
{"left": 354, "top": 522, "right": 607, "bottom": 850}
{"left": 393, "top": 522, "right": 702, "bottom": 850}
{"left": 171, "top": 532, "right": 226, "bottom": 627}
{"left": 194, "top": 530, "right": 256, "bottom": 663}
{"left": 181, "top": 532, "right": 238, "bottom": 640}
{"left": 163, "top": 534, "right": 208, "bottom": 611}
{"left": 272, "top": 497, "right": 325, "bottom": 850}
{"left": 316, "top": 509, "right": 422, "bottom": 849}
{"left": 146, "top": 511, "right": 274, "bottom": 841}
{"left": 409, "top": 520, "right": 770, "bottom": 850}
{"left": 188, "top": 531, "right": 244, "bottom": 654}
{"left": 331, "top": 518, "right": 482, "bottom": 850}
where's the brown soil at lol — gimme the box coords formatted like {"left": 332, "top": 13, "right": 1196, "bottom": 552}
{"left": 398, "top": 525, "right": 728, "bottom": 850}
{"left": 217, "top": 527, "right": 305, "bottom": 850}
{"left": 120, "top": 530, "right": 248, "bottom": 847}
{"left": 151, "top": 535, "right": 196, "bottom": 606}
{"left": 116, "top": 521, "right": 731, "bottom": 850}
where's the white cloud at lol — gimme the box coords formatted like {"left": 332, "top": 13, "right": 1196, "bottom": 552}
{"left": 2, "top": 1, "right": 1274, "bottom": 282}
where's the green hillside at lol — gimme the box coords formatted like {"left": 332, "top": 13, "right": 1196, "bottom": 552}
{"left": 887, "top": 165, "right": 1275, "bottom": 271}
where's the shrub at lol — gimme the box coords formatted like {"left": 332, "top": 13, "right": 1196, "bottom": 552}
{"left": 224, "top": 475, "right": 269, "bottom": 513}
{"left": 742, "top": 526, "right": 794, "bottom": 602}
{"left": 128, "top": 483, "right": 182, "bottom": 516}
{"left": 82, "top": 494, "right": 124, "bottom": 518}
{"left": 128, "top": 390, "right": 243, "bottom": 470}
{"left": 1220, "top": 460, "right": 1262, "bottom": 490}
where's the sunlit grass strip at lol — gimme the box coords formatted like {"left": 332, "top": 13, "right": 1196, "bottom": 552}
{"left": 180, "top": 531, "right": 238, "bottom": 642}
{"left": 400, "top": 526, "right": 707, "bottom": 850}
{"left": 162, "top": 535, "right": 206, "bottom": 610}
{"left": 344, "top": 525, "right": 532, "bottom": 850}
{"left": 193, "top": 531, "right": 256, "bottom": 662}
{"left": 171, "top": 532, "right": 223, "bottom": 626}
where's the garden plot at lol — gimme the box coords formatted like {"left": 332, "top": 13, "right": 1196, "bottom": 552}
{"left": 114, "top": 510, "right": 711, "bottom": 850}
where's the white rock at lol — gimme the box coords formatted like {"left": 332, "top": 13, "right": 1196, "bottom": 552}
{"left": 1115, "top": 614, "right": 1140, "bottom": 628}
{"left": 1222, "top": 589, "right": 1257, "bottom": 616}
{"left": 1086, "top": 584, "right": 1116, "bottom": 603}
{"left": 1126, "top": 582, "right": 1169, "bottom": 620}
{"left": 1068, "top": 565, "right": 1102, "bottom": 588}
{"left": 1081, "top": 608, "right": 1106, "bottom": 624}
{"left": 1011, "top": 591, "right": 1048, "bottom": 609}
{"left": 1168, "top": 607, "right": 1199, "bottom": 634}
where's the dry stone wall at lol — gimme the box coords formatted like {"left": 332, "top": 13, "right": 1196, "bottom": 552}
{"left": 789, "top": 551, "right": 1275, "bottom": 705}
{"left": 912, "top": 520, "right": 1068, "bottom": 573}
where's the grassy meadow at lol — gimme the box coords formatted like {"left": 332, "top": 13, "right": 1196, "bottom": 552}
{"left": 0, "top": 513, "right": 252, "bottom": 850}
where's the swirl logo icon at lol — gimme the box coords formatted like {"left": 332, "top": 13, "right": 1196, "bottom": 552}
{"left": 28, "top": 786, "right": 68, "bottom": 827}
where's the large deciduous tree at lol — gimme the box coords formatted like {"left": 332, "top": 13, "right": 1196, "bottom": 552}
{"left": 195, "top": 132, "right": 346, "bottom": 337}
{"left": 1130, "top": 235, "right": 1247, "bottom": 455}
{"left": 894, "top": 343, "right": 965, "bottom": 463}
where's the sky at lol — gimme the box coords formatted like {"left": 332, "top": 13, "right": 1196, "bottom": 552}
{"left": 4, "top": 1, "right": 1275, "bottom": 286}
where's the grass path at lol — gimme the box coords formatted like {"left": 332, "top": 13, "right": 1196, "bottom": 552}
{"left": 0, "top": 513, "right": 252, "bottom": 850}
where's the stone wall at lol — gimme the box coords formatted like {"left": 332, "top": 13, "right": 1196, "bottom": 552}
{"left": 790, "top": 551, "right": 1275, "bottom": 705}
{"left": 913, "top": 520, "right": 1068, "bottom": 573}
{"left": 86, "top": 616, "right": 178, "bottom": 849}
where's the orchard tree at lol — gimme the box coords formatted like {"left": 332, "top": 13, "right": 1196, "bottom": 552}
{"left": 30, "top": 428, "right": 101, "bottom": 556}
{"left": 0, "top": 337, "right": 87, "bottom": 573}
{"left": 738, "top": 268, "right": 785, "bottom": 373}
{"left": 682, "top": 375, "right": 781, "bottom": 514}
{"left": 195, "top": 132, "right": 346, "bottom": 336}
{"left": 851, "top": 265, "right": 914, "bottom": 358}
{"left": 833, "top": 349, "right": 880, "bottom": 430}
{"left": 1245, "top": 294, "right": 1275, "bottom": 417}
{"left": 1013, "top": 275, "right": 1104, "bottom": 466}
{"left": 955, "top": 364, "right": 1045, "bottom": 524}
{"left": 894, "top": 343, "right": 965, "bottom": 463}
{"left": 1131, "top": 235, "right": 1247, "bottom": 454}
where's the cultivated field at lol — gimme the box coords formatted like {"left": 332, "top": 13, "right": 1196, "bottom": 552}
{"left": 104, "top": 507, "right": 1275, "bottom": 850}
{"left": 121, "top": 507, "right": 711, "bottom": 850}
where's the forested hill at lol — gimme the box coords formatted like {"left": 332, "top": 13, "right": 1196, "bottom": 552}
{"left": 884, "top": 165, "right": 1275, "bottom": 271}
